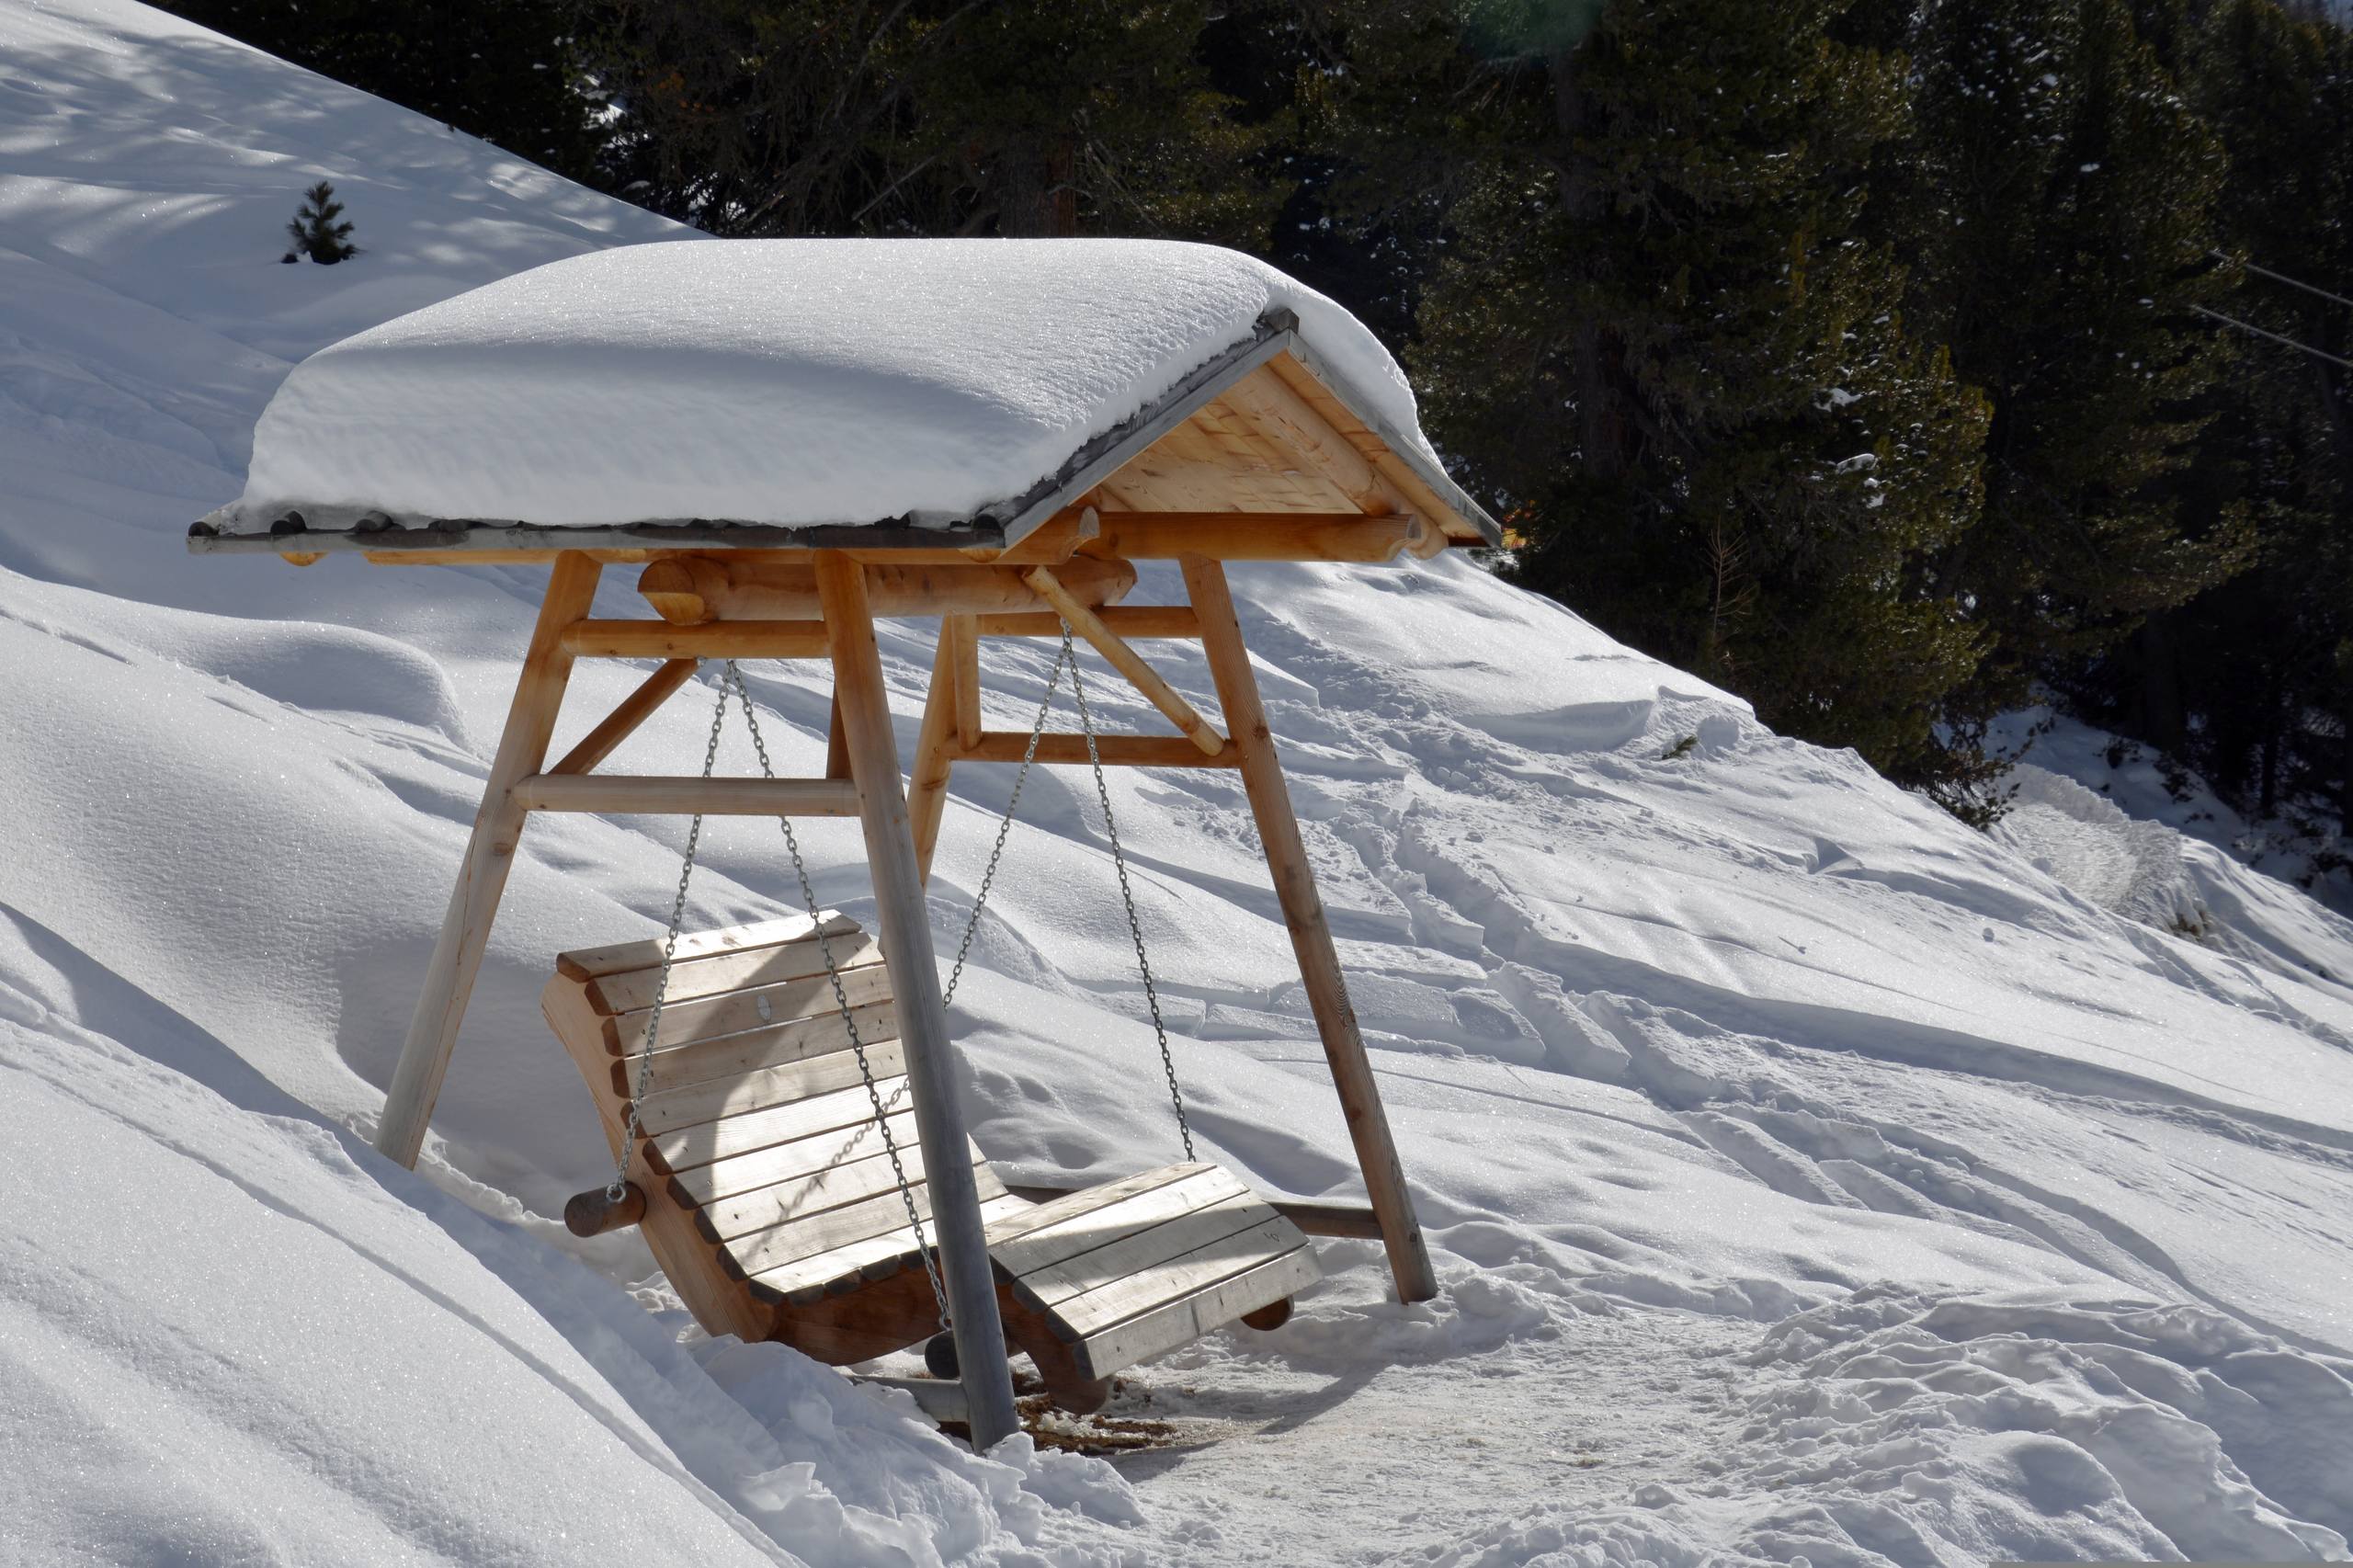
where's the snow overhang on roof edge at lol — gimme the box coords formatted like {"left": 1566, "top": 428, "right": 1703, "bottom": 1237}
{"left": 186, "top": 310, "right": 1502, "bottom": 558}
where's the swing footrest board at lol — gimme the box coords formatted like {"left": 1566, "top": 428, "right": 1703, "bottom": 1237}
{"left": 984, "top": 1162, "right": 1320, "bottom": 1381}
{"left": 543, "top": 915, "right": 1320, "bottom": 1389}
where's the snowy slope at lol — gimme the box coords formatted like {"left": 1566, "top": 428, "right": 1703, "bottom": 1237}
{"left": 10, "top": 4, "right": 2353, "bottom": 1563}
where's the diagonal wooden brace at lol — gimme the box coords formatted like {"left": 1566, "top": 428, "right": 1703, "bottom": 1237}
{"left": 1024, "top": 565, "right": 1226, "bottom": 756}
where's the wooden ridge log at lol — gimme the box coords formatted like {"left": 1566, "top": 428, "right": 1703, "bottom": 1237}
{"left": 639, "top": 554, "right": 1136, "bottom": 627}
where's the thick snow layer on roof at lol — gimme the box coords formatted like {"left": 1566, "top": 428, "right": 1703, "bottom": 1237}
{"left": 229, "top": 237, "right": 1430, "bottom": 533}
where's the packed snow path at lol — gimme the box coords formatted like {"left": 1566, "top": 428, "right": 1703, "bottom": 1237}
{"left": 7, "top": 2, "right": 2353, "bottom": 1562}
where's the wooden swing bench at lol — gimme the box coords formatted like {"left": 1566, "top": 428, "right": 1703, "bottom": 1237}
{"left": 544, "top": 913, "right": 1319, "bottom": 1413}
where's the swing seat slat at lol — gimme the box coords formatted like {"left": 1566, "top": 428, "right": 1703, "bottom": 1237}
{"left": 585, "top": 931, "right": 884, "bottom": 1016}
{"left": 545, "top": 915, "right": 1318, "bottom": 1408}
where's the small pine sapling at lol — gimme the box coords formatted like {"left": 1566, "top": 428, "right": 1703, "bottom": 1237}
{"left": 283, "top": 181, "right": 358, "bottom": 265}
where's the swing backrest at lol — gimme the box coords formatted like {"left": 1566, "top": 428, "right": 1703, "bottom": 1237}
{"left": 542, "top": 915, "right": 1011, "bottom": 1328}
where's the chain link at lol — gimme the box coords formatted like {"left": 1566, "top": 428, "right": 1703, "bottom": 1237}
{"left": 608, "top": 640, "right": 1197, "bottom": 1337}
{"left": 608, "top": 676, "right": 732, "bottom": 1203}
{"left": 942, "top": 636, "right": 1073, "bottom": 1009}
{"left": 1063, "top": 625, "right": 1194, "bottom": 1161}
{"left": 722, "top": 661, "right": 952, "bottom": 1333}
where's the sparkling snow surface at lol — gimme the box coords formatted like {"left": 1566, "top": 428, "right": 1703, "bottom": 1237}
{"left": 230, "top": 236, "right": 1428, "bottom": 531}
{"left": 11, "top": 3, "right": 2353, "bottom": 1564}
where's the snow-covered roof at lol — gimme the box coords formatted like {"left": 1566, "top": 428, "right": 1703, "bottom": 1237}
{"left": 196, "top": 238, "right": 1496, "bottom": 553}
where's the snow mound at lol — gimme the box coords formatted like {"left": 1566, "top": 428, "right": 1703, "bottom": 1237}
{"left": 1992, "top": 706, "right": 2351, "bottom": 915}
{"left": 227, "top": 237, "right": 1427, "bottom": 533}
{"left": 1993, "top": 762, "right": 2202, "bottom": 931}
{"left": 0, "top": 921, "right": 1139, "bottom": 1566}
{"left": 1992, "top": 710, "right": 2353, "bottom": 994}
{"left": 1426, "top": 1289, "right": 2353, "bottom": 1567}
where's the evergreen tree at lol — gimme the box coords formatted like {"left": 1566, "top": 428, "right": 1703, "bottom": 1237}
{"left": 2087, "top": 0, "right": 2352, "bottom": 850}
{"left": 1893, "top": 0, "right": 2245, "bottom": 734}
{"left": 583, "top": 1, "right": 1288, "bottom": 242}
{"left": 284, "top": 180, "right": 358, "bottom": 264}
{"left": 1326, "top": 0, "right": 1993, "bottom": 794}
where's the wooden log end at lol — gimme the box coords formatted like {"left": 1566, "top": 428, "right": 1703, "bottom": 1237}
{"left": 563, "top": 1181, "right": 647, "bottom": 1237}
{"left": 1241, "top": 1297, "right": 1294, "bottom": 1332}
{"left": 637, "top": 558, "right": 717, "bottom": 625}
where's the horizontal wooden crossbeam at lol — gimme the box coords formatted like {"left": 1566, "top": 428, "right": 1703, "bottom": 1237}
{"left": 639, "top": 555, "right": 1136, "bottom": 626}
{"left": 510, "top": 775, "right": 862, "bottom": 815}
{"left": 972, "top": 606, "right": 1201, "bottom": 639}
{"left": 951, "top": 733, "right": 1239, "bottom": 767}
{"left": 562, "top": 620, "right": 831, "bottom": 659}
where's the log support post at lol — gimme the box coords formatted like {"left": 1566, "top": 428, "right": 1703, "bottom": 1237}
{"left": 909, "top": 625, "right": 961, "bottom": 882}
{"left": 949, "top": 614, "right": 982, "bottom": 751}
{"left": 1181, "top": 557, "right": 1439, "bottom": 1304}
{"left": 814, "top": 551, "right": 1022, "bottom": 1450}
{"left": 377, "top": 551, "right": 603, "bottom": 1168}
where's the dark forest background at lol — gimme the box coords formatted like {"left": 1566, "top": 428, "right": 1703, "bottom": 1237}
{"left": 165, "top": 0, "right": 2351, "bottom": 863}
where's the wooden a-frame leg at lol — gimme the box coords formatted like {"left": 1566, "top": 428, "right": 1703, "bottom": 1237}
{"left": 814, "top": 551, "right": 1022, "bottom": 1451}
{"left": 949, "top": 614, "right": 982, "bottom": 752}
{"left": 1181, "top": 557, "right": 1439, "bottom": 1304}
{"left": 824, "top": 691, "right": 851, "bottom": 780}
{"left": 377, "top": 551, "right": 604, "bottom": 1168}
{"left": 909, "top": 623, "right": 960, "bottom": 883}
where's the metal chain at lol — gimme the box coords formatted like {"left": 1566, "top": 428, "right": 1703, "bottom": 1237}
{"left": 722, "top": 661, "right": 951, "bottom": 1333}
{"left": 941, "top": 635, "right": 1074, "bottom": 1009}
{"left": 1063, "top": 623, "right": 1194, "bottom": 1161}
{"left": 608, "top": 676, "right": 732, "bottom": 1202}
